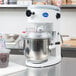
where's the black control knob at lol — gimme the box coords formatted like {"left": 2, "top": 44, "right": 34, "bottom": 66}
{"left": 56, "top": 13, "right": 61, "bottom": 19}
{"left": 26, "top": 10, "right": 35, "bottom": 17}
{"left": 55, "top": 42, "right": 60, "bottom": 45}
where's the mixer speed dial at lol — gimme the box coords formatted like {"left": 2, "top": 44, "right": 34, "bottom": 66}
{"left": 56, "top": 13, "right": 61, "bottom": 19}
{"left": 26, "top": 10, "right": 35, "bottom": 17}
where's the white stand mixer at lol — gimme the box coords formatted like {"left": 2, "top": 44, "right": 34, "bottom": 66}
{"left": 25, "top": 5, "right": 61, "bottom": 68}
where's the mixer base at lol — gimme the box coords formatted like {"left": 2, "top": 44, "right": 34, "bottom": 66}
{"left": 25, "top": 56, "right": 61, "bottom": 68}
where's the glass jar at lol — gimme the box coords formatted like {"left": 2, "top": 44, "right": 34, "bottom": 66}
{"left": 0, "top": 48, "right": 10, "bottom": 68}
{"left": 0, "top": 34, "right": 10, "bottom": 68}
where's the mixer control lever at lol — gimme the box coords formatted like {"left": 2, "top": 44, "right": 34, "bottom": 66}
{"left": 55, "top": 42, "right": 60, "bottom": 45}
{"left": 26, "top": 10, "right": 35, "bottom": 17}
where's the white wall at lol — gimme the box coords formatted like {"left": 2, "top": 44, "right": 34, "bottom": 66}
{"left": 0, "top": 8, "right": 26, "bottom": 34}
{"left": 61, "top": 9, "right": 76, "bottom": 37}
{"left": 0, "top": 8, "right": 76, "bottom": 37}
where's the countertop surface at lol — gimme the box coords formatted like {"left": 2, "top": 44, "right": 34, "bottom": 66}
{"left": 62, "top": 39, "right": 76, "bottom": 48}
{"left": 7, "top": 55, "right": 76, "bottom": 76}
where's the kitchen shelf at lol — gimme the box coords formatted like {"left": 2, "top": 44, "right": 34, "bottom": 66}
{"left": 0, "top": 4, "right": 76, "bottom": 8}
{"left": 61, "top": 4, "right": 76, "bottom": 8}
{"left": 0, "top": 4, "right": 27, "bottom": 8}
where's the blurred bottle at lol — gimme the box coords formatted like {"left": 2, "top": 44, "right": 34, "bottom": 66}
{"left": 8, "top": 0, "right": 17, "bottom": 4}
{"left": 62, "top": 0, "right": 67, "bottom": 5}
{"left": 47, "top": 0, "right": 51, "bottom": 4}
{"left": 0, "top": 0, "right": 4, "bottom": 4}
{"left": 17, "top": 0, "right": 32, "bottom": 5}
{"left": 23, "top": 0, "right": 32, "bottom": 5}
{"left": 17, "top": 0, "right": 24, "bottom": 5}
{"left": 4, "top": 0, "right": 8, "bottom": 4}
{"left": 0, "top": 34, "right": 6, "bottom": 48}
{"left": 32, "top": 0, "right": 62, "bottom": 7}
{"left": 32, "top": 0, "right": 48, "bottom": 5}
{"left": 66, "top": 0, "right": 72, "bottom": 4}
{"left": 51, "top": 0, "right": 62, "bottom": 7}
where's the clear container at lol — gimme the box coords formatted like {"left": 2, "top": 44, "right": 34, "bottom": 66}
{"left": 8, "top": 0, "right": 17, "bottom": 4}
{"left": 17, "top": 0, "right": 32, "bottom": 5}
{"left": 0, "top": 48, "right": 10, "bottom": 68}
{"left": 0, "top": 34, "right": 10, "bottom": 68}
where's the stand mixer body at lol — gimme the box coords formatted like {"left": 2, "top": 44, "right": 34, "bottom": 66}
{"left": 25, "top": 5, "right": 61, "bottom": 67}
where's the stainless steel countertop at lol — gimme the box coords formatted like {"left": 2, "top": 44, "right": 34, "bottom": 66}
{"left": 8, "top": 55, "right": 76, "bottom": 76}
